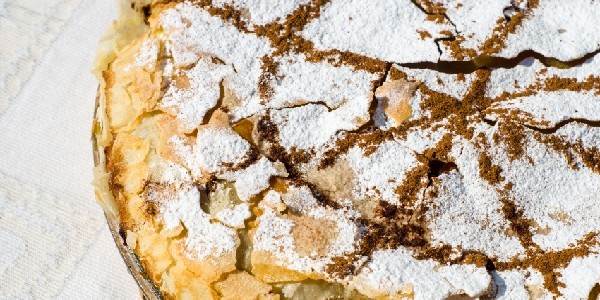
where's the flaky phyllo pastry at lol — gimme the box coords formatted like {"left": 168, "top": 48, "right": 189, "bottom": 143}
{"left": 92, "top": 0, "right": 600, "bottom": 299}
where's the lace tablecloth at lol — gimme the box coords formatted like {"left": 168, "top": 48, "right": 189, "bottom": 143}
{"left": 0, "top": 0, "right": 139, "bottom": 298}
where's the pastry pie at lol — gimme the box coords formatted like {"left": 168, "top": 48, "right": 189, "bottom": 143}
{"left": 92, "top": 0, "right": 600, "bottom": 299}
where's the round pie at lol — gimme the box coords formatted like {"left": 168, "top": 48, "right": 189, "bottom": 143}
{"left": 92, "top": 0, "right": 600, "bottom": 299}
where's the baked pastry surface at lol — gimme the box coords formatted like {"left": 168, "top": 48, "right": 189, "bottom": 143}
{"left": 93, "top": 0, "right": 600, "bottom": 299}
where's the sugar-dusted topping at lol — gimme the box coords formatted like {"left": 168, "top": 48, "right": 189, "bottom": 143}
{"left": 268, "top": 54, "right": 378, "bottom": 110}
{"left": 159, "top": 57, "right": 234, "bottom": 132}
{"left": 135, "top": 38, "right": 160, "bottom": 70}
{"left": 435, "top": 0, "right": 510, "bottom": 61}
{"left": 485, "top": 58, "right": 544, "bottom": 98}
{"left": 436, "top": 264, "right": 493, "bottom": 297}
{"left": 488, "top": 90, "right": 600, "bottom": 128}
{"left": 402, "top": 126, "right": 448, "bottom": 154}
{"left": 424, "top": 158, "right": 525, "bottom": 260}
{"left": 160, "top": 2, "right": 272, "bottom": 67}
{"left": 489, "top": 125, "right": 600, "bottom": 251}
{"left": 253, "top": 185, "right": 359, "bottom": 275}
{"left": 270, "top": 99, "right": 371, "bottom": 150}
{"left": 212, "top": 0, "right": 310, "bottom": 26}
{"left": 497, "top": 0, "right": 600, "bottom": 61}
{"left": 157, "top": 2, "right": 384, "bottom": 123}
{"left": 170, "top": 124, "right": 287, "bottom": 199}
{"left": 557, "top": 253, "right": 600, "bottom": 299}
{"left": 283, "top": 186, "right": 359, "bottom": 253}
{"left": 485, "top": 59, "right": 530, "bottom": 97}
{"left": 414, "top": 117, "right": 600, "bottom": 264}
{"left": 148, "top": 182, "right": 239, "bottom": 260}
{"left": 349, "top": 248, "right": 491, "bottom": 300}
{"left": 215, "top": 203, "right": 252, "bottom": 228}
{"left": 484, "top": 56, "right": 600, "bottom": 127}
{"left": 220, "top": 157, "right": 288, "bottom": 201}
{"left": 491, "top": 269, "right": 550, "bottom": 300}
{"left": 159, "top": 2, "right": 273, "bottom": 120}
{"left": 383, "top": 65, "right": 477, "bottom": 124}
{"left": 260, "top": 53, "right": 379, "bottom": 149}
{"left": 431, "top": 0, "right": 600, "bottom": 60}
{"left": 345, "top": 140, "right": 421, "bottom": 205}
{"left": 392, "top": 64, "right": 476, "bottom": 99}
{"left": 260, "top": 189, "right": 287, "bottom": 212}
{"left": 490, "top": 271, "right": 528, "bottom": 300}
{"left": 169, "top": 126, "right": 251, "bottom": 178}
{"left": 486, "top": 56, "right": 600, "bottom": 99}
{"left": 553, "top": 122, "right": 600, "bottom": 151}
{"left": 301, "top": 0, "right": 454, "bottom": 63}
{"left": 278, "top": 184, "right": 319, "bottom": 213}
{"left": 253, "top": 209, "right": 295, "bottom": 253}
{"left": 106, "top": 0, "right": 600, "bottom": 297}
{"left": 147, "top": 156, "right": 192, "bottom": 184}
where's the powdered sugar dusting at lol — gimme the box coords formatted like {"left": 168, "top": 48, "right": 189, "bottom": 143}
{"left": 497, "top": 0, "right": 600, "bottom": 60}
{"left": 431, "top": 0, "right": 600, "bottom": 60}
{"left": 393, "top": 64, "right": 476, "bottom": 99}
{"left": 157, "top": 2, "right": 383, "bottom": 124}
{"left": 160, "top": 2, "right": 273, "bottom": 68}
{"left": 148, "top": 157, "right": 192, "bottom": 184}
{"left": 491, "top": 125, "right": 600, "bottom": 251}
{"left": 271, "top": 103, "right": 368, "bottom": 150}
{"left": 269, "top": 54, "right": 377, "bottom": 109}
{"left": 349, "top": 248, "right": 490, "bottom": 300}
{"left": 212, "top": 0, "right": 310, "bottom": 26}
{"left": 485, "top": 56, "right": 600, "bottom": 127}
{"left": 263, "top": 53, "right": 378, "bottom": 150}
{"left": 554, "top": 122, "right": 600, "bottom": 150}
{"left": 253, "top": 185, "right": 359, "bottom": 275}
{"left": 492, "top": 269, "right": 550, "bottom": 300}
{"left": 148, "top": 183, "right": 238, "bottom": 260}
{"left": 403, "top": 127, "right": 448, "bottom": 154}
{"left": 425, "top": 120, "right": 600, "bottom": 253}
{"left": 221, "top": 157, "right": 288, "bottom": 201}
{"left": 260, "top": 190, "right": 286, "bottom": 212}
{"left": 159, "top": 57, "right": 233, "bottom": 132}
{"left": 170, "top": 126, "right": 287, "bottom": 200}
{"left": 135, "top": 38, "right": 160, "bottom": 70}
{"left": 488, "top": 90, "right": 600, "bottom": 128}
{"left": 169, "top": 126, "right": 251, "bottom": 179}
{"left": 159, "top": 2, "right": 273, "bottom": 120}
{"left": 345, "top": 140, "right": 421, "bottom": 205}
{"left": 557, "top": 253, "right": 600, "bottom": 299}
{"left": 215, "top": 203, "right": 252, "bottom": 228}
{"left": 486, "top": 58, "right": 544, "bottom": 98}
{"left": 425, "top": 159, "right": 525, "bottom": 260}
{"left": 301, "top": 0, "right": 454, "bottom": 63}
{"left": 436, "top": 0, "right": 510, "bottom": 61}
{"left": 270, "top": 99, "right": 371, "bottom": 150}
{"left": 487, "top": 56, "right": 600, "bottom": 99}
{"left": 437, "top": 264, "right": 493, "bottom": 297}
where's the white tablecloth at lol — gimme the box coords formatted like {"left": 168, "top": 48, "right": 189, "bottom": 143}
{"left": 0, "top": 1, "right": 140, "bottom": 298}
